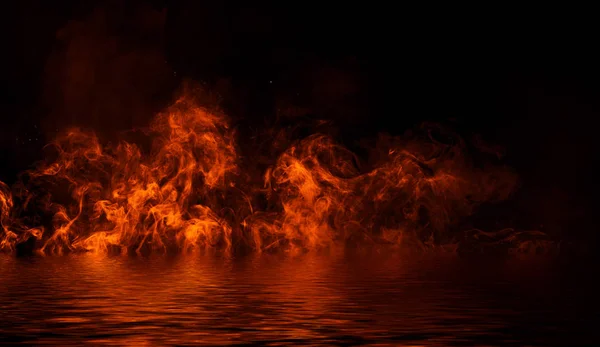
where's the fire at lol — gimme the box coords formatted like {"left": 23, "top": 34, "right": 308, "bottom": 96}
{"left": 0, "top": 84, "right": 547, "bottom": 255}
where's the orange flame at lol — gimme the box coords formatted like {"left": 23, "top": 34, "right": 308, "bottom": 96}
{"left": 0, "top": 84, "right": 548, "bottom": 255}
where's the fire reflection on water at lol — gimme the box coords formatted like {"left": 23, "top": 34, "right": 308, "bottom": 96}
{"left": 0, "top": 252, "right": 589, "bottom": 346}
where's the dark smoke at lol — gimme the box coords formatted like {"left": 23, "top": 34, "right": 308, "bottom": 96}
{"left": 41, "top": 2, "right": 176, "bottom": 138}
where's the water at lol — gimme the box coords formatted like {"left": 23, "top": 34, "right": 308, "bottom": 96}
{"left": 0, "top": 251, "right": 595, "bottom": 346}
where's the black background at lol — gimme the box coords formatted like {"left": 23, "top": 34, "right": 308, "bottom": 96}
{"left": 1, "top": 1, "right": 598, "bottom": 245}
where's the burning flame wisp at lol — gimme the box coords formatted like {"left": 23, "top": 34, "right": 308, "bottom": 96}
{"left": 0, "top": 86, "right": 549, "bottom": 255}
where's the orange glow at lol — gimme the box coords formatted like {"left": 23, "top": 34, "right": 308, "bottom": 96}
{"left": 0, "top": 84, "right": 547, "bottom": 255}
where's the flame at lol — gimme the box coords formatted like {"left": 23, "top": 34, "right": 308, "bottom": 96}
{"left": 0, "top": 182, "right": 17, "bottom": 251}
{"left": 0, "top": 84, "right": 548, "bottom": 255}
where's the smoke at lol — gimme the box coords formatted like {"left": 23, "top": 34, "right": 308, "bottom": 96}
{"left": 42, "top": 2, "right": 175, "bottom": 137}
{"left": 0, "top": 3, "right": 559, "bottom": 256}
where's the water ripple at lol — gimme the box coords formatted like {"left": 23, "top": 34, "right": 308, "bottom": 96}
{"left": 0, "top": 253, "right": 594, "bottom": 346}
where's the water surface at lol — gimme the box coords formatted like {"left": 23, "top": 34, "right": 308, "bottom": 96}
{"left": 0, "top": 251, "right": 594, "bottom": 346}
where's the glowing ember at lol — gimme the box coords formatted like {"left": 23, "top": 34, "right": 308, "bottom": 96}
{"left": 0, "top": 84, "right": 549, "bottom": 255}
